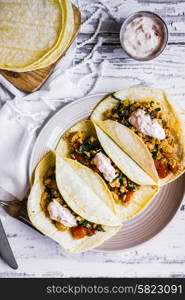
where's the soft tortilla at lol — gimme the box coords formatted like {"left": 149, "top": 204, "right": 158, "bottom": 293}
{"left": 0, "top": 0, "right": 74, "bottom": 71}
{"left": 27, "top": 151, "right": 121, "bottom": 253}
{"left": 16, "top": 0, "right": 75, "bottom": 71}
{"left": 93, "top": 123, "right": 157, "bottom": 185}
{"left": 94, "top": 120, "right": 158, "bottom": 183}
{"left": 91, "top": 87, "right": 185, "bottom": 185}
{"left": 56, "top": 157, "right": 121, "bottom": 226}
{"left": 56, "top": 120, "right": 158, "bottom": 220}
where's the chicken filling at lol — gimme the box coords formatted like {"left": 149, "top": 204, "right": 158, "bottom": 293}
{"left": 69, "top": 131, "right": 139, "bottom": 205}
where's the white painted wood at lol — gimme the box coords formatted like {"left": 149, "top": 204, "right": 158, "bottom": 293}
{"left": 0, "top": 0, "right": 185, "bottom": 278}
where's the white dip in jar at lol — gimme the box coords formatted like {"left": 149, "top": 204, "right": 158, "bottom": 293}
{"left": 122, "top": 16, "right": 163, "bottom": 59}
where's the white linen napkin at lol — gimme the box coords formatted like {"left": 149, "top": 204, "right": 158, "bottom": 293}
{"left": 0, "top": 101, "right": 37, "bottom": 199}
{"left": 0, "top": 44, "right": 83, "bottom": 200}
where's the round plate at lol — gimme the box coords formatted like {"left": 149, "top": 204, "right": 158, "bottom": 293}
{"left": 29, "top": 94, "right": 185, "bottom": 252}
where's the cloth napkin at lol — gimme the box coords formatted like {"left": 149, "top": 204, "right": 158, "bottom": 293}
{"left": 0, "top": 44, "right": 79, "bottom": 200}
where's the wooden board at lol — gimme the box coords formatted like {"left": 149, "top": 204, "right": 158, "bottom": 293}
{"left": 0, "top": 5, "right": 81, "bottom": 94}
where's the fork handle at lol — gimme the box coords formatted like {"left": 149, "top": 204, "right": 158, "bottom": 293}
{"left": 0, "top": 199, "right": 24, "bottom": 217}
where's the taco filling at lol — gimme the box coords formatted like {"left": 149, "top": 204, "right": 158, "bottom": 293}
{"left": 41, "top": 167, "right": 105, "bottom": 239}
{"left": 68, "top": 131, "right": 139, "bottom": 206}
{"left": 105, "top": 98, "right": 181, "bottom": 179}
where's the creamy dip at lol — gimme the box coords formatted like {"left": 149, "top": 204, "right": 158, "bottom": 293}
{"left": 93, "top": 152, "right": 117, "bottom": 182}
{"left": 47, "top": 199, "right": 77, "bottom": 227}
{"left": 129, "top": 109, "right": 166, "bottom": 140}
{"left": 122, "top": 16, "right": 163, "bottom": 58}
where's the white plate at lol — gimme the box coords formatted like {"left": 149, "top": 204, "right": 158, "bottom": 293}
{"left": 29, "top": 94, "right": 185, "bottom": 252}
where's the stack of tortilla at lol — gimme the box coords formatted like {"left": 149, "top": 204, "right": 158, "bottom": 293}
{"left": 0, "top": 0, "right": 74, "bottom": 72}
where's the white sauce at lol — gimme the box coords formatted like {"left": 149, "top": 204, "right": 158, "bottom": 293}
{"left": 47, "top": 199, "right": 77, "bottom": 227}
{"left": 92, "top": 152, "right": 117, "bottom": 182}
{"left": 128, "top": 109, "right": 166, "bottom": 140}
{"left": 122, "top": 16, "right": 162, "bottom": 58}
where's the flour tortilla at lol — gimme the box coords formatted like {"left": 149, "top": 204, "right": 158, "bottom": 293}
{"left": 94, "top": 120, "right": 158, "bottom": 183}
{"left": 56, "top": 120, "right": 158, "bottom": 220}
{"left": 93, "top": 123, "right": 157, "bottom": 186}
{"left": 0, "top": 0, "right": 74, "bottom": 71}
{"left": 91, "top": 87, "right": 185, "bottom": 185}
{"left": 27, "top": 151, "right": 121, "bottom": 253}
{"left": 16, "top": 0, "right": 75, "bottom": 71}
{"left": 56, "top": 157, "right": 121, "bottom": 226}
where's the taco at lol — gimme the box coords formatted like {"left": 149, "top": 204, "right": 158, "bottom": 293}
{"left": 56, "top": 120, "right": 158, "bottom": 220}
{"left": 91, "top": 87, "right": 185, "bottom": 185}
{"left": 27, "top": 151, "right": 121, "bottom": 253}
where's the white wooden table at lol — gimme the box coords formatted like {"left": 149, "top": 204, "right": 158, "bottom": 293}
{"left": 0, "top": 0, "right": 185, "bottom": 278}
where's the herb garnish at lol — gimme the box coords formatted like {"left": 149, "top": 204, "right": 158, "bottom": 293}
{"left": 118, "top": 173, "right": 124, "bottom": 181}
{"left": 112, "top": 94, "right": 122, "bottom": 102}
{"left": 152, "top": 144, "right": 159, "bottom": 159}
{"left": 96, "top": 225, "right": 105, "bottom": 232}
{"left": 127, "top": 178, "right": 138, "bottom": 191}
{"left": 78, "top": 220, "right": 92, "bottom": 229}
{"left": 79, "top": 141, "right": 100, "bottom": 153}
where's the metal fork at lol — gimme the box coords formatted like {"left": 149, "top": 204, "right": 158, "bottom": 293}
{"left": 0, "top": 199, "right": 42, "bottom": 234}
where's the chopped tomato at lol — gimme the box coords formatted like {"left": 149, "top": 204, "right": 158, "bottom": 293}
{"left": 71, "top": 226, "right": 87, "bottom": 239}
{"left": 169, "top": 164, "right": 181, "bottom": 175}
{"left": 91, "top": 165, "right": 100, "bottom": 174}
{"left": 73, "top": 142, "right": 81, "bottom": 151}
{"left": 71, "top": 226, "right": 96, "bottom": 239}
{"left": 124, "top": 191, "right": 133, "bottom": 203}
{"left": 73, "top": 153, "right": 87, "bottom": 165}
{"left": 86, "top": 228, "right": 96, "bottom": 236}
{"left": 154, "top": 160, "right": 170, "bottom": 179}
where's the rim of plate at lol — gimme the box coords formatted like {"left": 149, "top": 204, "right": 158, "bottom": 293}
{"left": 29, "top": 93, "right": 107, "bottom": 177}
{"left": 95, "top": 183, "right": 185, "bottom": 253}
{"left": 29, "top": 93, "right": 185, "bottom": 253}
